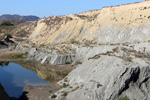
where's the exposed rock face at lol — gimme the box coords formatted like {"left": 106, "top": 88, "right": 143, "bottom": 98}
{"left": 15, "top": 44, "right": 74, "bottom": 65}
{"left": 0, "top": 83, "right": 9, "bottom": 100}
{"left": 55, "top": 42, "right": 150, "bottom": 100}
{"left": 2, "top": 1, "right": 150, "bottom": 46}
{"left": 1, "top": 1, "right": 150, "bottom": 100}
{"left": 12, "top": 1, "right": 150, "bottom": 46}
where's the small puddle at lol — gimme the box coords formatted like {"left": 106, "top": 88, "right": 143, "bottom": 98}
{"left": 0, "top": 62, "right": 51, "bottom": 98}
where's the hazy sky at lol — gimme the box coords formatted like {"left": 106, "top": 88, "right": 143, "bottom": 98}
{"left": 0, "top": 0, "right": 144, "bottom": 18}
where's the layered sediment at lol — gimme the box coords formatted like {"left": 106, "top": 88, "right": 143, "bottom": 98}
{"left": 0, "top": 1, "right": 150, "bottom": 100}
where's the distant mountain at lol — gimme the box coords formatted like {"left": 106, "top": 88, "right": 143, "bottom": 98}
{"left": 0, "top": 14, "right": 40, "bottom": 21}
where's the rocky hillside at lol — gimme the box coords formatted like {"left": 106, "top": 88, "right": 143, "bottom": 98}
{"left": 0, "top": 1, "right": 150, "bottom": 100}
{"left": 0, "top": 14, "right": 40, "bottom": 22}
{"left": 12, "top": 1, "right": 150, "bottom": 45}
{"left": 4, "top": 1, "right": 149, "bottom": 52}
{"left": 54, "top": 42, "right": 150, "bottom": 100}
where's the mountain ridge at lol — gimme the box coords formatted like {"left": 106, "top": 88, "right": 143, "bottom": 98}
{"left": 0, "top": 14, "right": 40, "bottom": 21}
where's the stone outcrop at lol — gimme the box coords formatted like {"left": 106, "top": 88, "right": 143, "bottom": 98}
{"left": 0, "top": 83, "right": 9, "bottom": 100}
{"left": 15, "top": 44, "right": 74, "bottom": 65}
{"left": 0, "top": 35, "right": 15, "bottom": 49}
{"left": 55, "top": 42, "right": 150, "bottom": 100}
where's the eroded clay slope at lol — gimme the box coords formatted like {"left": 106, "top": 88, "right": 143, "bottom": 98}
{"left": 55, "top": 42, "right": 150, "bottom": 100}
{"left": 21, "top": 1, "right": 150, "bottom": 46}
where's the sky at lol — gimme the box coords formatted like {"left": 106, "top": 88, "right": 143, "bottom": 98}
{"left": 0, "top": 0, "right": 145, "bottom": 18}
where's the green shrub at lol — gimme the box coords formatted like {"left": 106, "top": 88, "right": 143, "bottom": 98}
{"left": 84, "top": 41, "right": 91, "bottom": 46}
{"left": 76, "top": 60, "right": 82, "bottom": 64}
{"left": 25, "top": 52, "right": 28, "bottom": 55}
{"left": 120, "top": 96, "right": 130, "bottom": 100}
{"left": 0, "top": 61, "right": 9, "bottom": 66}
{"left": 55, "top": 71, "right": 69, "bottom": 77}
{"left": 65, "top": 62, "right": 71, "bottom": 64}
{"left": 0, "top": 21, "right": 14, "bottom": 26}
{"left": 62, "top": 83, "right": 69, "bottom": 87}
{"left": 49, "top": 90, "right": 52, "bottom": 93}
{"left": 125, "top": 57, "right": 132, "bottom": 62}
{"left": 51, "top": 94, "right": 57, "bottom": 98}
{"left": 63, "top": 92, "right": 68, "bottom": 96}
{"left": 70, "top": 39, "right": 80, "bottom": 44}
{"left": 13, "top": 53, "right": 24, "bottom": 58}
{"left": 88, "top": 55, "right": 101, "bottom": 60}
{"left": 40, "top": 44, "right": 45, "bottom": 47}
{"left": 5, "top": 34, "right": 12, "bottom": 38}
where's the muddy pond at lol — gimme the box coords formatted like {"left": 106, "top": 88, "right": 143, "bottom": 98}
{"left": 0, "top": 61, "right": 70, "bottom": 98}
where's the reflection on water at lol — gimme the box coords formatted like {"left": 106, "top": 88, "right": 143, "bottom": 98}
{"left": 0, "top": 62, "right": 50, "bottom": 98}
{"left": 0, "top": 60, "right": 71, "bottom": 98}
{"left": 18, "top": 61, "right": 71, "bottom": 83}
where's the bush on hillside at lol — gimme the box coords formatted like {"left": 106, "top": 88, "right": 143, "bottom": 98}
{"left": 0, "top": 21, "right": 14, "bottom": 26}
{"left": 4, "top": 34, "right": 12, "bottom": 38}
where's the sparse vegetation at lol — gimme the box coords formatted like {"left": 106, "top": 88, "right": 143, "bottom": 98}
{"left": 55, "top": 70, "right": 69, "bottom": 77}
{"left": 12, "top": 53, "right": 25, "bottom": 58}
{"left": 25, "top": 52, "right": 28, "bottom": 55}
{"left": 40, "top": 44, "right": 45, "bottom": 47}
{"left": 64, "top": 77, "right": 68, "bottom": 82}
{"left": 119, "top": 96, "right": 135, "bottom": 100}
{"left": 65, "top": 62, "right": 71, "bottom": 64}
{"left": 70, "top": 39, "right": 80, "bottom": 44}
{"left": 63, "top": 92, "right": 68, "bottom": 96}
{"left": 0, "top": 61, "right": 9, "bottom": 66}
{"left": 71, "top": 86, "right": 79, "bottom": 92}
{"left": 0, "top": 52, "right": 27, "bottom": 59}
{"left": 124, "top": 57, "right": 132, "bottom": 62}
{"left": 49, "top": 90, "right": 52, "bottom": 93}
{"left": 0, "top": 21, "right": 14, "bottom": 26}
{"left": 4, "top": 34, "right": 12, "bottom": 38}
{"left": 112, "top": 47, "right": 119, "bottom": 52}
{"left": 62, "top": 83, "right": 69, "bottom": 87}
{"left": 88, "top": 54, "right": 101, "bottom": 60}
{"left": 76, "top": 60, "right": 82, "bottom": 64}
{"left": 84, "top": 41, "right": 91, "bottom": 46}
{"left": 51, "top": 94, "right": 57, "bottom": 98}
